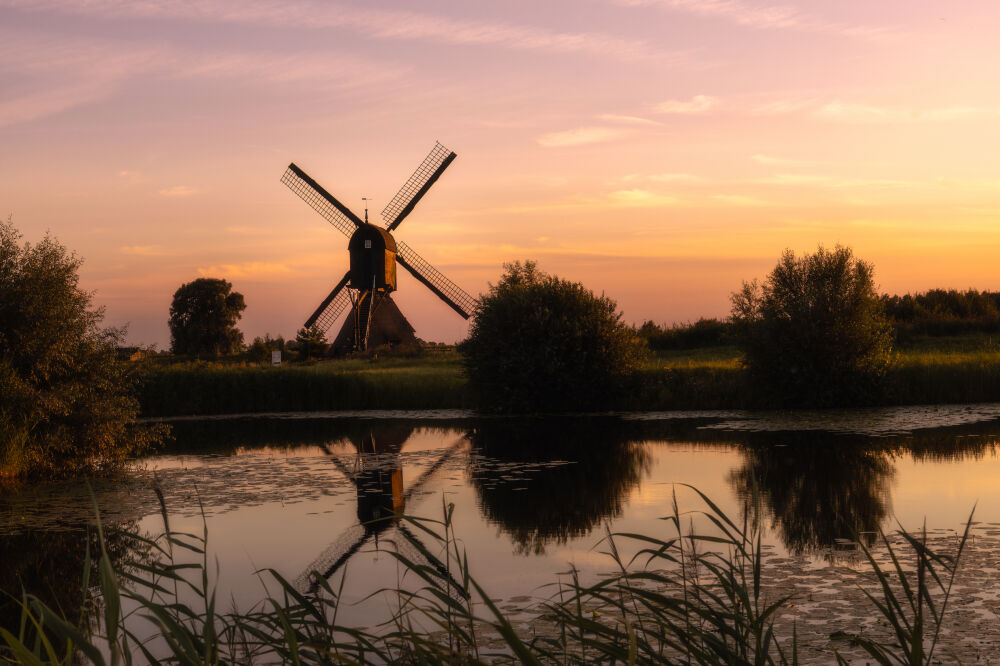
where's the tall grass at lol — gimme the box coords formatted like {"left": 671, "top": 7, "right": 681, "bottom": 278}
{"left": 138, "top": 359, "right": 473, "bottom": 417}
{"left": 0, "top": 488, "right": 976, "bottom": 665}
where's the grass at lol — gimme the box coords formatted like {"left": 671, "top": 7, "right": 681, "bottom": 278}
{"left": 137, "top": 334, "right": 1000, "bottom": 417}
{"left": 0, "top": 488, "right": 974, "bottom": 664}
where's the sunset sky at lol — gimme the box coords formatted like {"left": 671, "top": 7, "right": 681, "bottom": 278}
{"left": 4, "top": 0, "right": 1000, "bottom": 346}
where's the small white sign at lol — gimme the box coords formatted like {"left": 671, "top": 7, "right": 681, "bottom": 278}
{"left": 271, "top": 350, "right": 281, "bottom": 367}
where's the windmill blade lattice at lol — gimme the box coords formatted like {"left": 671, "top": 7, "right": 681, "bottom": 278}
{"left": 397, "top": 241, "right": 476, "bottom": 319}
{"left": 305, "top": 272, "right": 352, "bottom": 332}
{"left": 281, "top": 163, "right": 363, "bottom": 238}
{"left": 381, "top": 142, "right": 457, "bottom": 232}
{"left": 293, "top": 522, "right": 367, "bottom": 593}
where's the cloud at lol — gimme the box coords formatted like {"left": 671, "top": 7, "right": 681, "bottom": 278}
{"left": 120, "top": 245, "right": 168, "bottom": 256}
{"left": 607, "top": 189, "right": 679, "bottom": 206}
{"left": 712, "top": 194, "right": 770, "bottom": 206}
{"left": 655, "top": 95, "right": 717, "bottom": 114}
{"left": 751, "top": 154, "right": 816, "bottom": 166}
{"left": 197, "top": 262, "right": 295, "bottom": 280}
{"left": 537, "top": 126, "right": 630, "bottom": 147}
{"left": 0, "top": 29, "right": 406, "bottom": 126}
{"left": 0, "top": 0, "right": 687, "bottom": 63}
{"left": 816, "top": 102, "right": 993, "bottom": 123}
{"left": 614, "top": 0, "right": 894, "bottom": 40}
{"left": 596, "top": 113, "right": 661, "bottom": 126}
{"left": 158, "top": 186, "right": 199, "bottom": 197}
{"left": 648, "top": 173, "right": 705, "bottom": 183}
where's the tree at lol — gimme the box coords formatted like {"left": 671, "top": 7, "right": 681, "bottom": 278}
{"left": 730, "top": 245, "right": 893, "bottom": 407}
{"left": 295, "top": 325, "right": 329, "bottom": 361}
{"left": 459, "top": 261, "right": 646, "bottom": 413}
{"left": 169, "top": 278, "right": 246, "bottom": 356}
{"left": 0, "top": 217, "right": 165, "bottom": 477}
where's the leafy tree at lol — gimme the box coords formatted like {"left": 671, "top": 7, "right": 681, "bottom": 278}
{"left": 730, "top": 245, "right": 893, "bottom": 407}
{"left": 459, "top": 261, "right": 646, "bottom": 413}
{"left": 0, "top": 217, "right": 166, "bottom": 477}
{"left": 168, "top": 278, "right": 246, "bottom": 356}
{"left": 295, "top": 325, "right": 329, "bottom": 361}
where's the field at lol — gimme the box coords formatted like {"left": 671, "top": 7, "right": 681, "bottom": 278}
{"left": 136, "top": 334, "right": 1000, "bottom": 416}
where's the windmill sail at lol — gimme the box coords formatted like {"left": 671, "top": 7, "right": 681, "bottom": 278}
{"left": 381, "top": 142, "right": 457, "bottom": 232}
{"left": 396, "top": 241, "right": 476, "bottom": 319}
{"left": 282, "top": 163, "right": 363, "bottom": 238}
{"left": 304, "top": 272, "right": 352, "bottom": 332}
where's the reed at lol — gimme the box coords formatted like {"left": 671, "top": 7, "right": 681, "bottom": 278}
{"left": 0, "top": 489, "right": 975, "bottom": 665}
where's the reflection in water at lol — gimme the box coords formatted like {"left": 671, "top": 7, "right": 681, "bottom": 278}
{"left": 728, "top": 426, "right": 1000, "bottom": 556}
{"left": 468, "top": 417, "right": 652, "bottom": 555}
{"left": 294, "top": 425, "right": 468, "bottom": 596}
{"left": 0, "top": 522, "right": 148, "bottom": 639}
{"left": 729, "top": 435, "right": 894, "bottom": 555}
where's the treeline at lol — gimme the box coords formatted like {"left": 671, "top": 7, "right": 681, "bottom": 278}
{"left": 639, "top": 288, "right": 1000, "bottom": 350}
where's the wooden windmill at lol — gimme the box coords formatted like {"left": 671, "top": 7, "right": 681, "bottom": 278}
{"left": 293, "top": 431, "right": 469, "bottom": 597}
{"left": 281, "top": 143, "right": 477, "bottom": 353}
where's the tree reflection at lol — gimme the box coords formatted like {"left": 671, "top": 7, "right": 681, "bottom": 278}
{"left": 0, "top": 522, "right": 148, "bottom": 639}
{"left": 468, "top": 417, "right": 651, "bottom": 555}
{"left": 729, "top": 435, "right": 895, "bottom": 556}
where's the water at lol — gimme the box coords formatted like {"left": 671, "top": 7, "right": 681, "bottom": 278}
{"left": 4, "top": 405, "right": 1000, "bottom": 647}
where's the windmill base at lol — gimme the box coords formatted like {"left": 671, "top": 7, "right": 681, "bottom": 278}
{"left": 330, "top": 294, "right": 419, "bottom": 356}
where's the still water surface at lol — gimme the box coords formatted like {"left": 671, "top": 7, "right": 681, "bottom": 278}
{"left": 4, "top": 405, "right": 1000, "bottom": 633}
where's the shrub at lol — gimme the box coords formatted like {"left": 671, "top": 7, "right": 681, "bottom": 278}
{"left": 294, "top": 325, "right": 329, "bottom": 361}
{"left": 0, "top": 218, "right": 166, "bottom": 477}
{"left": 730, "top": 245, "right": 893, "bottom": 407}
{"left": 459, "top": 261, "right": 646, "bottom": 412}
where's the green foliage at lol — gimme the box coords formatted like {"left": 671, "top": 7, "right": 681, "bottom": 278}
{"left": 294, "top": 324, "right": 329, "bottom": 361}
{"left": 731, "top": 245, "right": 894, "bottom": 407}
{"left": 168, "top": 278, "right": 246, "bottom": 356}
{"left": 460, "top": 261, "right": 646, "bottom": 413}
{"left": 0, "top": 218, "right": 165, "bottom": 477}
{"left": 638, "top": 317, "right": 733, "bottom": 350}
{"left": 883, "top": 288, "right": 1000, "bottom": 340}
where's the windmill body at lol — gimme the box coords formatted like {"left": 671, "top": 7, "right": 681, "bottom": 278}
{"left": 281, "top": 142, "right": 477, "bottom": 353}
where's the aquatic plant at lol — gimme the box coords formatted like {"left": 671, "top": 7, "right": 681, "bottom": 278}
{"left": 0, "top": 486, "right": 976, "bottom": 664}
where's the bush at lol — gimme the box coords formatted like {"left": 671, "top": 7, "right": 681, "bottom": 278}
{"left": 730, "top": 245, "right": 893, "bottom": 407}
{"left": 0, "top": 218, "right": 166, "bottom": 477}
{"left": 294, "top": 325, "right": 329, "bottom": 361}
{"left": 459, "top": 261, "right": 646, "bottom": 413}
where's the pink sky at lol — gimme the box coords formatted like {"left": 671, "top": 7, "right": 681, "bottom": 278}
{"left": 4, "top": 0, "right": 1000, "bottom": 346}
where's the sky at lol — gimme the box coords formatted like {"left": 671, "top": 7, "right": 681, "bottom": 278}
{"left": 4, "top": 0, "right": 1000, "bottom": 347}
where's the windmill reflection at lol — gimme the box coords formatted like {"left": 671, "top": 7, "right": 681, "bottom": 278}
{"left": 294, "top": 426, "right": 468, "bottom": 596}
{"left": 467, "top": 418, "right": 651, "bottom": 555}
{"left": 729, "top": 435, "right": 895, "bottom": 556}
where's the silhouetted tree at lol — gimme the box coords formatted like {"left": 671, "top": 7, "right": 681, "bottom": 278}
{"left": 731, "top": 245, "right": 893, "bottom": 407}
{"left": 295, "top": 325, "right": 329, "bottom": 360}
{"left": 168, "top": 278, "right": 245, "bottom": 356}
{"left": 460, "top": 261, "right": 646, "bottom": 412}
{"left": 0, "top": 217, "right": 165, "bottom": 476}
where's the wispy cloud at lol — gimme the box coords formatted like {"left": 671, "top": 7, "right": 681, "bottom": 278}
{"left": 751, "top": 154, "right": 820, "bottom": 166}
{"left": 597, "top": 113, "right": 661, "bottom": 125}
{"left": 655, "top": 95, "right": 717, "bottom": 114}
{"left": 120, "top": 245, "right": 169, "bottom": 256}
{"left": 158, "top": 186, "right": 199, "bottom": 198}
{"left": 614, "top": 0, "right": 894, "bottom": 40}
{"left": 0, "top": 0, "right": 687, "bottom": 63}
{"left": 816, "top": 102, "right": 994, "bottom": 123}
{"left": 197, "top": 262, "right": 295, "bottom": 280}
{"left": 537, "top": 126, "right": 631, "bottom": 147}
{"left": 0, "top": 29, "right": 404, "bottom": 126}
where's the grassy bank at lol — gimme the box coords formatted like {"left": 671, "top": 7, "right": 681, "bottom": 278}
{"left": 137, "top": 336, "right": 1000, "bottom": 416}
{"left": 138, "top": 353, "right": 472, "bottom": 417}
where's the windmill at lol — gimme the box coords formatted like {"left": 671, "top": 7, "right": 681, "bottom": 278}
{"left": 281, "top": 142, "right": 477, "bottom": 353}
{"left": 293, "top": 430, "right": 469, "bottom": 598}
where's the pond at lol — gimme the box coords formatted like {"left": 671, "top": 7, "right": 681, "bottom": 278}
{"left": 4, "top": 405, "right": 1000, "bottom": 660}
